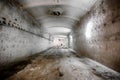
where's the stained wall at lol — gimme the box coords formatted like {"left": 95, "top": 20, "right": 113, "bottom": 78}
{"left": 73, "top": 0, "right": 120, "bottom": 72}
{"left": 0, "top": 0, "right": 52, "bottom": 69}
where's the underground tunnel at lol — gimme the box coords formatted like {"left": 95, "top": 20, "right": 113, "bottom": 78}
{"left": 0, "top": 0, "right": 120, "bottom": 80}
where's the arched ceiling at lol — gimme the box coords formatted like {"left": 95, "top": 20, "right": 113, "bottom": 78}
{"left": 20, "top": 0, "right": 98, "bottom": 35}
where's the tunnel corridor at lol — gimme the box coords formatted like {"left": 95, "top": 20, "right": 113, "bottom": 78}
{"left": 0, "top": 0, "right": 120, "bottom": 80}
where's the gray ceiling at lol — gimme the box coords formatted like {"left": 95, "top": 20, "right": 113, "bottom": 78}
{"left": 20, "top": 0, "right": 98, "bottom": 35}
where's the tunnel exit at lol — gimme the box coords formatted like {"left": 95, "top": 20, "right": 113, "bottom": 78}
{"left": 53, "top": 35, "right": 68, "bottom": 48}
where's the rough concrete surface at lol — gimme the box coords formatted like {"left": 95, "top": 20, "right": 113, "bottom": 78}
{"left": 0, "top": 0, "right": 52, "bottom": 69}
{"left": 72, "top": 0, "right": 120, "bottom": 72}
{"left": 0, "top": 26, "right": 51, "bottom": 68}
{"left": 6, "top": 48, "right": 120, "bottom": 80}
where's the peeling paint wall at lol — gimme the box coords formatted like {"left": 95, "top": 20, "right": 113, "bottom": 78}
{"left": 73, "top": 0, "right": 120, "bottom": 72}
{"left": 0, "top": 1, "right": 52, "bottom": 69}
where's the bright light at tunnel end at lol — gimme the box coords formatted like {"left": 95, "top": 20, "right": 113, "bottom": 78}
{"left": 53, "top": 36, "right": 68, "bottom": 48}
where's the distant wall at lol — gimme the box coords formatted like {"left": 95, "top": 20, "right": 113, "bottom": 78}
{"left": 73, "top": 0, "right": 120, "bottom": 72}
{"left": 0, "top": 0, "right": 52, "bottom": 69}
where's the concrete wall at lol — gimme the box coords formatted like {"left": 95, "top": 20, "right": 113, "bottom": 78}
{"left": 0, "top": 0, "right": 48, "bottom": 37}
{"left": 73, "top": 0, "right": 120, "bottom": 72}
{"left": 0, "top": 1, "right": 52, "bottom": 69}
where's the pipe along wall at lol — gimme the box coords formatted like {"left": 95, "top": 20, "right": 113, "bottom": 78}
{"left": 72, "top": 0, "right": 120, "bottom": 72}
{"left": 0, "top": 1, "right": 52, "bottom": 70}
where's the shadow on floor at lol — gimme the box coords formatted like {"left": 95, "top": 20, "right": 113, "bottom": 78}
{"left": 0, "top": 48, "right": 51, "bottom": 80}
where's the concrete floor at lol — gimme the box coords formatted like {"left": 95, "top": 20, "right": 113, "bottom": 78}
{"left": 4, "top": 48, "right": 120, "bottom": 80}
